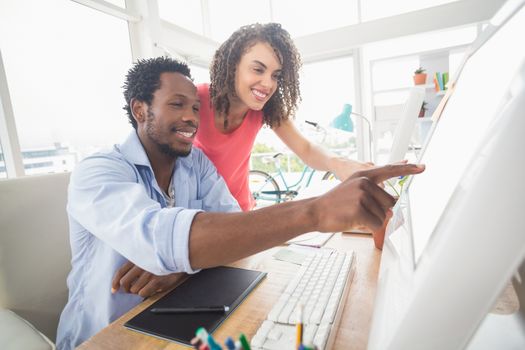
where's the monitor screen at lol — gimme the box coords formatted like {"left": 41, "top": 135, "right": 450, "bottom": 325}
{"left": 405, "top": 5, "right": 525, "bottom": 264}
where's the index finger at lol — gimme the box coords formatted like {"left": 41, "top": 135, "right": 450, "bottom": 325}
{"left": 356, "top": 163, "right": 425, "bottom": 184}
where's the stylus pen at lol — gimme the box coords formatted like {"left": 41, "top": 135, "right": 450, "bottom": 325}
{"left": 150, "top": 305, "right": 230, "bottom": 314}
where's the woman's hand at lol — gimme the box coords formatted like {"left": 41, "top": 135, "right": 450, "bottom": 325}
{"left": 332, "top": 157, "right": 375, "bottom": 181}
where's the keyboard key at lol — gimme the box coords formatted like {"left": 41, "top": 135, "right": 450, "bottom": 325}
{"left": 251, "top": 320, "right": 274, "bottom": 347}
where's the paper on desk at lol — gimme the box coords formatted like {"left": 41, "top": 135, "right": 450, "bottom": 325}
{"left": 273, "top": 244, "right": 333, "bottom": 265}
{"left": 273, "top": 247, "right": 308, "bottom": 265}
{"left": 344, "top": 228, "right": 372, "bottom": 234}
{"left": 286, "top": 231, "right": 334, "bottom": 247}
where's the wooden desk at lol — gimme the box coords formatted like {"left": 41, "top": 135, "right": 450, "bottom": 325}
{"left": 78, "top": 233, "right": 382, "bottom": 350}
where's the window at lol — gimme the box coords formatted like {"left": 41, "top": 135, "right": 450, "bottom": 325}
{"left": 206, "top": 0, "right": 359, "bottom": 41}
{"left": 297, "top": 57, "right": 356, "bottom": 126}
{"left": 373, "top": 57, "right": 420, "bottom": 95}
{"left": 158, "top": 0, "right": 204, "bottom": 35}
{"left": 272, "top": 0, "right": 359, "bottom": 38}
{"left": 189, "top": 64, "right": 210, "bottom": 84}
{"left": 364, "top": 25, "right": 477, "bottom": 60}
{"left": 254, "top": 55, "right": 357, "bottom": 159}
{"left": 105, "top": 0, "right": 125, "bottom": 8}
{"left": 0, "top": 0, "right": 132, "bottom": 176}
{"left": 208, "top": 0, "right": 272, "bottom": 42}
{"left": 361, "top": 0, "right": 460, "bottom": 22}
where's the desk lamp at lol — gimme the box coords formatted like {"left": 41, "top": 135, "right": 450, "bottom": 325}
{"left": 331, "top": 104, "right": 354, "bottom": 132}
{"left": 330, "top": 103, "right": 373, "bottom": 159}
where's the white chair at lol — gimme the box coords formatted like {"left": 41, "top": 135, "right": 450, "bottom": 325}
{"left": 0, "top": 309, "right": 54, "bottom": 350}
{"left": 0, "top": 172, "right": 71, "bottom": 347}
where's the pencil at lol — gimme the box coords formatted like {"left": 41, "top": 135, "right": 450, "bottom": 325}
{"left": 296, "top": 304, "right": 303, "bottom": 349}
{"left": 239, "top": 333, "right": 251, "bottom": 350}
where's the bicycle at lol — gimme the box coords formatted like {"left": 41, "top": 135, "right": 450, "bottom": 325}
{"left": 249, "top": 152, "right": 334, "bottom": 208}
{"left": 249, "top": 117, "right": 362, "bottom": 208}
{"left": 249, "top": 105, "right": 371, "bottom": 208}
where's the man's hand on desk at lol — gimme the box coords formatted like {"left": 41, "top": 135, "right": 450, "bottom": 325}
{"left": 111, "top": 261, "right": 185, "bottom": 298}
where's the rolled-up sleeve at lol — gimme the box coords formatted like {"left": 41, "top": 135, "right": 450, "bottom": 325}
{"left": 68, "top": 154, "right": 200, "bottom": 275}
{"left": 169, "top": 208, "right": 201, "bottom": 274}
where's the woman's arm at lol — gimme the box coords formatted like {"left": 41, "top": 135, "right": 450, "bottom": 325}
{"left": 272, "top": 119, "right": 373, "bottom": 181}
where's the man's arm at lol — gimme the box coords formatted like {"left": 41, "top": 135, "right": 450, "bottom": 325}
{"left": 188, "top": 163, "right": 424, "bottom": 269}
{"left": 113, "top": 163, "right": 424, "bottom": 295}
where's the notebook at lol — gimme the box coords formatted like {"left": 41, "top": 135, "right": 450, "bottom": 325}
{"left": 124, "top": 266, "right": 266, "bottom": 345}
{"left": 286, "top": 231, "right": 334, "bottom": 247}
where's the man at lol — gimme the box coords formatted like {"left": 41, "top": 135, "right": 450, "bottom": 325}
{"left": 57, "top": 57, "right": 424, "bottom": 349}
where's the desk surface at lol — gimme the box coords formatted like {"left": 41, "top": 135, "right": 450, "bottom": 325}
{"left": 78, "top": 233, "right": 382, "bottom": 350}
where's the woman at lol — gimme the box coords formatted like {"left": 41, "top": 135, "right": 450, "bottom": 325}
{"left": 195, "top": 23, "right": 371, "bottom": 211}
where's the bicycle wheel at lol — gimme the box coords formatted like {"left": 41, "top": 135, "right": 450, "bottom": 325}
{"left": 322, "top": 171, "right": 337, "bottom": 181}
{"left": 249, "top": 170, "right": 281, "bottom": 209}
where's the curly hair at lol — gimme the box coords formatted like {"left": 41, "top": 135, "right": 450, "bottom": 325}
{"left": 209, "top": 23, "right": 302, "bottom": 129}
{"left": 123, "top": 57, "right": 192, "bottom": 129}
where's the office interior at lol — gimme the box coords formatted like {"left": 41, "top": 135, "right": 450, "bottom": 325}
{"left": 1, "top": 0, "right": 524, "bottom": 349}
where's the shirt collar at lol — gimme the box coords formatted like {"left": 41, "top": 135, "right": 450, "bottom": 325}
{"left": 118, "top": 130, "right": 194, "bottom": 171}
{"left": 118, "top": 131, "right": 151, "bottom": 167}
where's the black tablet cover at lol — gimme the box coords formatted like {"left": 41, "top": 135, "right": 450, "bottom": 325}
{"left": 124, "top": 266, "right": 266, "bottom": 345}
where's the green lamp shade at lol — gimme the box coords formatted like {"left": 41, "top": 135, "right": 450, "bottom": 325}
{"left": 330, "top": 103, "right": 354, "bottom": 132}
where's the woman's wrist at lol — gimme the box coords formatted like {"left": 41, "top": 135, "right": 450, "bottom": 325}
{"left": 329, "top": 156, "right": 351, "bottom": 175}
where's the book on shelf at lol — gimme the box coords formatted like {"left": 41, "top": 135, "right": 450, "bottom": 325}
{"left": 433, "top": 72, "right": 449, "bottom": 91}
{"left": 443, "top": 72, "right": 449, "bottom": 89}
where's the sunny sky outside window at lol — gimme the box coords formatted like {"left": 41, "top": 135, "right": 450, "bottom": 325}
{"left": 271, "top": 0, "right": 359, "bottom": 38}
{"left": 0, "top": 0, "right": 132, "bottom": 175}
{"left": 0, "top": 0, "right": 490, "bottom": 177}
{"left": 104, "top": 0, "right": 125, "bottom": 8}
{"left": 158, "top": 0, "right": 204, "bottom": 35}
{"left": 189, "top": 64, "right": 211, "bottom": 84}
{"left": 255, "top": 56, "right": 356, "bottom": 151}
{"left": 364, "top": 25, "right": 477, "bottom": 60}
{"left": 208, "top": 0, "right": 272, "bottom": 42}
{"left": 361, "top": 0, "right": 460, "bottom": 22}
{"left": 297, "top": 56, "right": 356, "bottom": 125}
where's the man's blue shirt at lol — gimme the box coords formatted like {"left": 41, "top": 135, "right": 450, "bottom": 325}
{"left": 56, "top": 131, "right": 240, "bottom": 349}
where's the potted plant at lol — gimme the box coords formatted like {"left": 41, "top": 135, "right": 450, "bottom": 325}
{"left": 413, "top": 67, "right": 427, "bottom": 85}
{"left": 419, "top": 101, "right": 428, "bottom": 118}
{"left": 372, "top": 176, "right": 409, "bottom": 250}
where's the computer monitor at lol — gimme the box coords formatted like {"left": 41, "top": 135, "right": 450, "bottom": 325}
{"left": 368, "top": 1, "right": 525, "bottom": 349}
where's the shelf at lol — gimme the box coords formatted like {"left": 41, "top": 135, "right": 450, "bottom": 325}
{"left": 374, "top": 86, "right": 414, "bottom": 94}
{"left": 374, "top": 83, "right": 442, "bottom": 94}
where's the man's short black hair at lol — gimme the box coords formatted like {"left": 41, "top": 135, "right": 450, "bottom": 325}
{"left": 123, "top": 57, "right": 192, "bottom": 129}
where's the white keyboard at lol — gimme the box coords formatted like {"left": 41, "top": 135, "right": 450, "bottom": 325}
{"left": 251, "top": 250, "right": 355, "bottom": 350}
